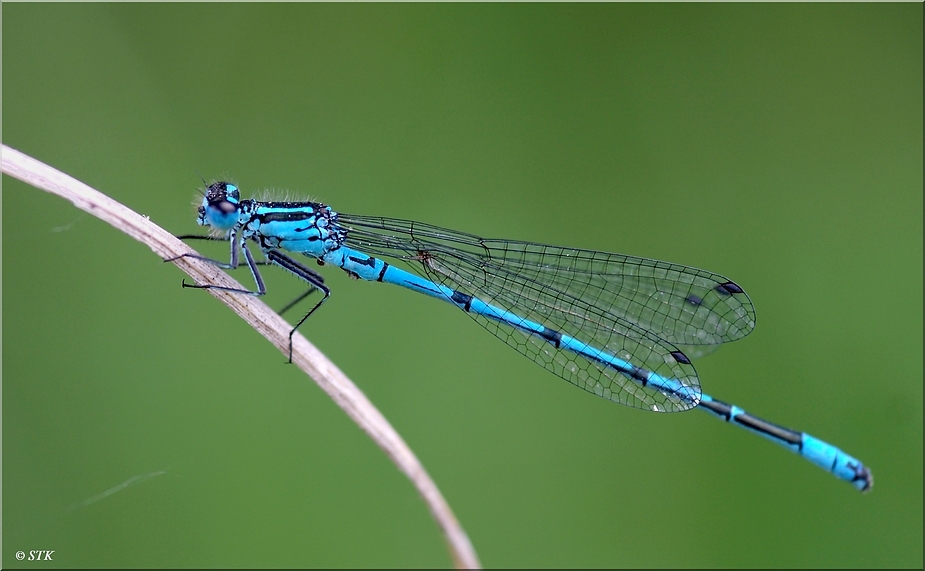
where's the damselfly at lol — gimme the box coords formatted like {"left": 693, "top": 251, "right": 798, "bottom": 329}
{"left": 173, "top": 181, "right": 872, "bottom": 492}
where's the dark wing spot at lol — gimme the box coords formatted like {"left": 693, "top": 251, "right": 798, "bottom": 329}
{"left": 670, "top": 350, "right": 692, "bottom": 365}
{"left": 716, "top": 281, "right": 745, "bottom": 295}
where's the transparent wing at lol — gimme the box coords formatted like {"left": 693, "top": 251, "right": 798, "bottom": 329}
{"left": 339, "top": 214, "right": 756, "bottom": 345}
{"left": 336, "top": 214, "right": 755, "bottom": 412}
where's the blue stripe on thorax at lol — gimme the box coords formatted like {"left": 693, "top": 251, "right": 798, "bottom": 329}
{"left": 243, "top": 201, "right": 338, "bottom": 257}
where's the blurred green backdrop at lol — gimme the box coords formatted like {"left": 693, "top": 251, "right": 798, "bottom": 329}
{"left": 3, "top": 4, "right": 921, "bottom": 568}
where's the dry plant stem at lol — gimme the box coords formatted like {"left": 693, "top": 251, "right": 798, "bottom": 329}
{"left": 1, "top": 144, "right": 481, "bottom": 570}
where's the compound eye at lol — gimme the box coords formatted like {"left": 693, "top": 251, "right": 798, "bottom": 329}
{"left": 217, "top": 200, "right": 237, "bottom": 214}
{"left": 222, "top": 183, "right": 240, "bottom": 200}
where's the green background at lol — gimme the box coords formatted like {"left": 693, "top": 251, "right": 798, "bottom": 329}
{"left": 3, "top": 4, "right": 921, "bottom": 568}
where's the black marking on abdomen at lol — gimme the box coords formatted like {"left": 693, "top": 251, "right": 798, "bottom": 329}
{"left": 852, "top": 464, "right": 873, "bottom": 491}
{"left": 579, "top": 351, "right": 648, "bottom": 386}
{"left": 376, "top": 263, "right": 389, "bottom": 282}
{"left": 538, "top": 327, "right": 562, "bottom": 348}
{"left": 404, "top": 280, "right": 443, "bottom": 296}
{"left": 716, "top": 281, "right": 745, "bottom": 295}
{"left": 628, "top": 366, "right": 649, "bottom": 385}
{"left": 670, "top": 350, "right": 691, "bottom": 365}
{"left": 451, "top": 291, "right": 473, "bottom": 311}
{"left": 701, "top": 398, "right": 805, "bottom": 448}
{"left": 348, "top": 255, "right": 377, "bottom": 268}
{"left": 699, "top": 398, "right": 733, "bottom": 420}
{"left": 733, "top": 413, "right": 803, "bottom": 448}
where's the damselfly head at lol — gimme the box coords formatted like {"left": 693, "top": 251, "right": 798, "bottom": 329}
{"left": 197, "top": 181, "right": 242, "bottom": 231}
